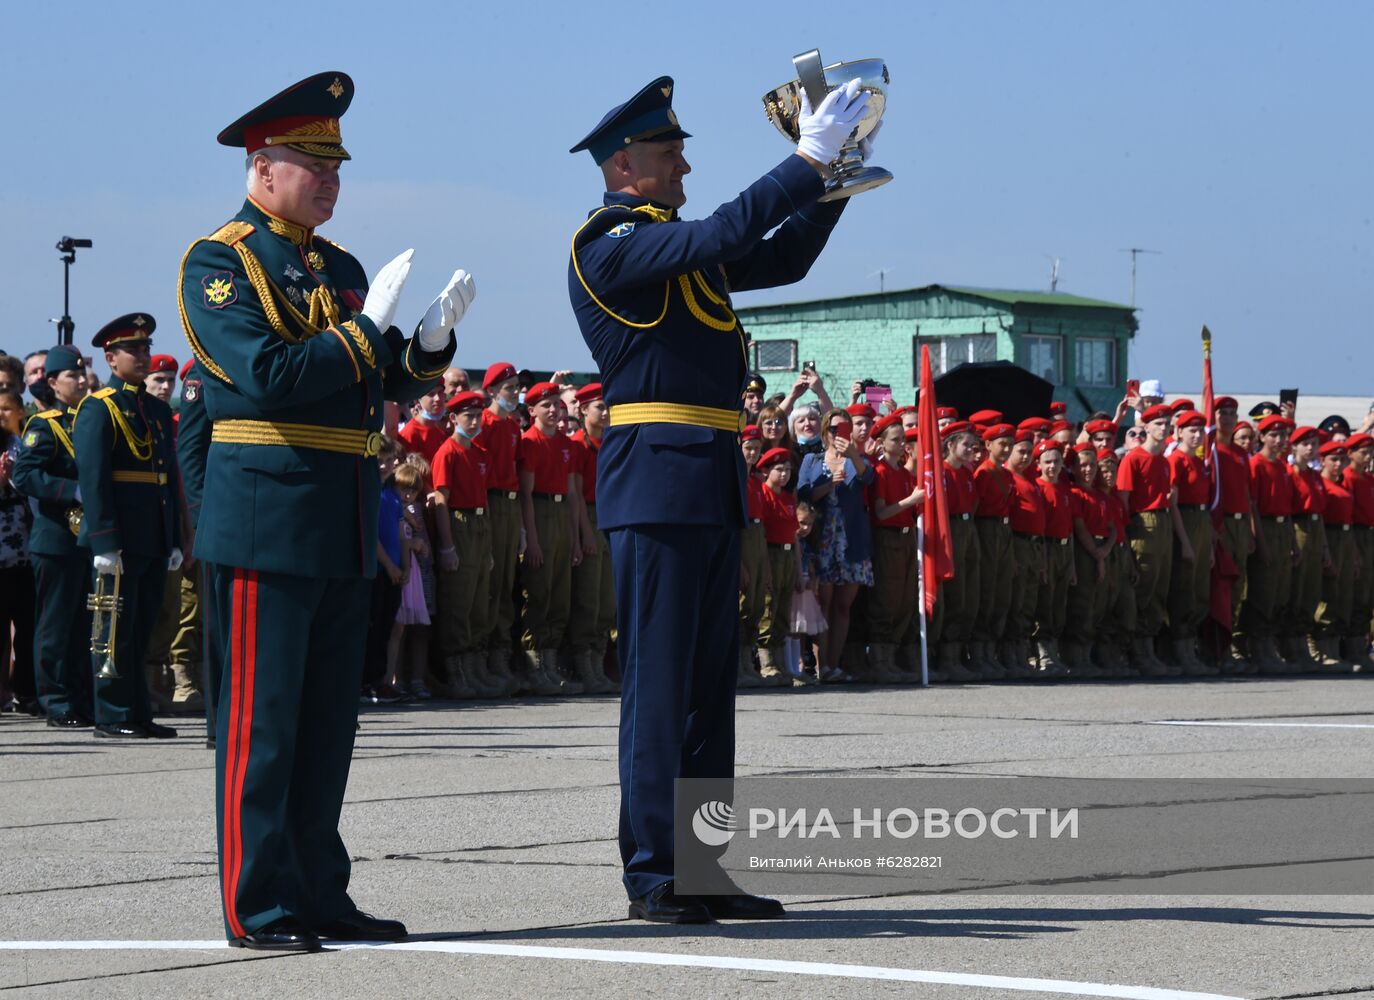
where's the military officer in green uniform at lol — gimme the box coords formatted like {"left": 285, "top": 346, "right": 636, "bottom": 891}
{"left": 12, "top": 345, "right": 93, "bottom": 726}
{"left": 72, "top": 315, "right": 182, "bottom": 739}
{"left": 178, "top": 72, "right": 466, "bottom": 952}
{"left": 176, "top": 359, "right": 217, "bottom": 744}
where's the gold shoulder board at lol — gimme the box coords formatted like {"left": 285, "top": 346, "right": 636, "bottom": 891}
{"left": 208, "top": 221, "right": 256, "bottom": 246}
{"left": 35, "top": 409, "right": 61, "bottom": 419}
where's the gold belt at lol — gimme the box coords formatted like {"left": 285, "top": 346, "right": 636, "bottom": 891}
{"left": 111, "top": 471, "right": 168, "bottom": 485}
{"left": 212, "top": 419, "right": 383, "bottom": 457}
{"left": 608, "top": 402, "right": 744, "bottom": 433}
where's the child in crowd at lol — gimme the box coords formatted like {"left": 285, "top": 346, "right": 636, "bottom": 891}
{"left": 789, "top": 500, "right": 826, "bottom": 685}
{"left": 738, "top": 427, "right": 772, "bottom": 688}
{"left": 389, "top": 461, "right": 434, "bottom": 700}
{"left": 1033, "top": 440, "right": 1074, "bottom": 677}
{"left": 866, "top": 412, "right": 924, "bottom": 682}
{"left": 363, "top": 437, "right": 407, "bottom": 702}
{"left": 756, "top": 447, "right": 801, "bottom": 685}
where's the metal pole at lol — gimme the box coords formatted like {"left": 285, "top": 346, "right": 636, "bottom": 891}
{"left": 917, "top": 513, "right": 929, "bottom": 687}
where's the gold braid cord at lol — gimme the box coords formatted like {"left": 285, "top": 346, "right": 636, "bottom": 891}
{"left": 99, "top": 394, "right": 152, "bottom": 462}
{"left": 45, "top": 416, "right": 75, "bottom": 458}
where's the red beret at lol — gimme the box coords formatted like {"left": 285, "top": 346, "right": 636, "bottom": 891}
{"left": 936, "top": 406, "right": 959, "bottom": 420}
{"left": 574, "top": 382, "right": 603, "bottom": 404}
{"left": 872, "top": 412, "right": 903, "bottom": 437}
{"left": 1140, "top": 404, "right": 1172, "bottom": 424}
{"left": 1048, "top": 401, "right": 1067, "bottom": 415}
{"left": 742, "top": 424, "right": 761, "bottom": 442}
{"left": 1049, "top": 420, "right": 1072, "bottom": 436}
{"left": 1085, "top": 419, "right": 1117, "bottom": 436}
{"left": 968, "top": 409, "right": 1003, "bottom": 425}
{"left": 1096, "top": 448, "right": 1117, "bottom": 462}
{"left": 1344, "top": 433, "right": 1374, "bottom": 452}
{"left": 1256, "top": 414, "right": 1294, "bottom": 435}
{"left": 524, "top": 381, "right": 560, "bottom": 407}
{"left": 1235, "top": 420, "right": 1254, "bottom": 433}
{"left": 891, "top": 405, "right": 915, "bottom": 418}
{"left": 846, "top": 403, "right": 877, "bottom": 419}
{"left": 1319, "top": 440, "right": 1348, "bottom": 457}
{"left": 1289, "top": 425, "right": 1320, "bottom": 445}
{"left": 758, "top": 447, "right": 794, "bottom": 469}
{"left": 1173, "top": 410, "right": 1205, "bottom": 429}
{"left": 179, "top": 358, "right": 195, "bottom": 381}
{"left": 482, "top": 361, "right": 517, "bottom": 391}
{"left": 1015, "top": 429, "right": 1035, "bottom": 444}
{"left": 1214, "top": 396, "right": 1238, "bottom": 411}
{"left": 1032, "top": 439, "right": 1064, "bottom": 461}
{"left": 940, "top": 420, "right": 973, "bottom": 439}
{"left": 904, "top": 427, "right": 921, "bottom": 442}
{"left": 1018, "top": 417, "right": 1051, "bottom": 433}
{"left": 982, "top": 423, "right": 1015, "bottom": 442}
{"left": 1170, "top": 398, "right": 1195, "bottom": 413}
{"left": 446, "top": 390, "right": 485, "bottom": 414}
{"left": 1073, "top": 441, "right": 1098, "bottom": 456}
{"left": 149, "top": 354, "right": 178, "bottom": 374}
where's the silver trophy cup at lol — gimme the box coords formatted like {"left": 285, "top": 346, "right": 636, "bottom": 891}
{"left": 763, "top": 49, "right": 891, "bottom": 202}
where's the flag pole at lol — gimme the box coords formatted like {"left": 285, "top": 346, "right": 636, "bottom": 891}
{"left": 917, "top": 512, "right": 929, "bottom": 687}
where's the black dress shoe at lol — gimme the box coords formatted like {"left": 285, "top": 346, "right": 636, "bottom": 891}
{"left": 93, "top": 722, "right": 146, "bottom": 739}
{"left": 699, "top": 893, "right": 786, "bottom": 920}
{"left": 229, "top": 917, "right": 321, "bottom": 952}
{"left": 627, "top": 881, "right": 713, "bottom": 924}
{"left": 141, "top": 721, "right": 178, "bottom": 739}
{"left": 314, "top": 910, "right": 407, "bottom": 941}
{"left": 47, "top": 713, "right": 92, "bottom": 729}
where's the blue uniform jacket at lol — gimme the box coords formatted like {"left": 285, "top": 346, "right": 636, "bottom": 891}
{"left": 12, "top": 406, "right": 81, "bottom": 557}
{"left": 72, "top": 377, "right": 181, "bottom": 558}
{"left": 178, "top": 198, "right": 455, "bottom": 578}
{"left": 569, "top": 154, "right": 845, "bottom": 531}
{"left": 176, "top": 361, "right": 211, "bottom": 531}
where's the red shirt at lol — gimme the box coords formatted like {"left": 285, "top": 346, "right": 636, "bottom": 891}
{"left": 973, "top": 460, "right": 1014, "bottom": 518}
{"left": 1117, "top": 448, "right": 1172, "bottom": 513}
{"left": 1214, "top": 442, "right": 1251, "bottom": 515}
{"left": 396, "top": 416, "right": 451, "bottom": 465}
{"left": 432, "top": 437, "right": 490, "bottom": 510}
{"left": 760, "top": 483, "right": 798, "bottom": 545}
{"left": 1249, "top": 453, "right": 1294, "bottom": 517}
{"left": 746, "top": 474, "right": 766, "bottom": 521}
{"left": 476, "top": 408, "right": 520, "bottom": 492}
{"left": 1072, "top": 484, "right": 1112, "bottom": 538}
{"left": 1289, "top": 464, "right": 1326, "bottom": 517}
{"left": 944, "top": 463, "right": 977, "bottom": 516}
{"left": 1107, "top": 490, "right": 1130, "bottom": 546}
{"left": 571, "top": 430, "right": 601, "bottom": 504}
{"left": 1345, "top": 468, "right": 1374, "bottom": 526}
{"left": 1169, "top": 449, "right": 1211, "bottom": 506}
{"left": 869, "top": 459, "right": 917, "bottom": 528}
{"left": 1009, "top": 471, "right": 1047, "bottom": 535}
{"left": 1322, "top": 476, "right": 1354, "bottom": 526}
{"left": 518, "top": 426, "right": 574, "bottom": 495}
{"left": 1037, "top": 477, "right": 1074, "bottom": 539}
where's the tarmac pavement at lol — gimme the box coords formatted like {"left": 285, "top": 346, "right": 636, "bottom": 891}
{"left": 0, "top": 676, "right": 1371, "bottom": 999}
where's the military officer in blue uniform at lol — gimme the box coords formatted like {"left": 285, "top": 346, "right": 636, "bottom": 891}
{"left": 12, "top": 345, "right": 94, "bottom": 727}
{"left": 568, "top": 75, "right": 872, "bottom": 922}
{"left": 72, "top": 314, "right": 182, "bottom": 740}
{"left": 178, "top": 71, "right": 469, "bottom": 952}
{"left": 176, "top": 359, "right": 216, "bottom": 745}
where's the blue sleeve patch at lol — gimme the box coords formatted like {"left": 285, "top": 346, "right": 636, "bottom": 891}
{"left": 605, "top": 221, "right": 636, "bottom": 239}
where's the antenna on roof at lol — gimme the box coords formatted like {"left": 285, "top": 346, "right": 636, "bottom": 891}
{"left": 867, "top": 267, "right": 894, "bottom": 294}
{"left": 1117, "top": 247, "right": 1161, "bottom": 307}
{"left": 1044, "top": 255, "right": 1062, "bottom": 293}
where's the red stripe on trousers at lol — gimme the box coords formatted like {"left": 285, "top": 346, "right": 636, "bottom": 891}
{"left": 221, "top": 569, "right": 258, "bottom": 939}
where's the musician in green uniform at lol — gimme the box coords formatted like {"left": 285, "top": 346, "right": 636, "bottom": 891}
{"left": 72, "top": 315, "right": 182, "bottom": 739}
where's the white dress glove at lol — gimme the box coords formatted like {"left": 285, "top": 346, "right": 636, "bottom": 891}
{"left": 168, "top": 547, "right": 184, "bottom": 572}
{"left": 361, "top": 249, "right": 415, "bottom": 333}
{"left": 796, "top": 78, "right": 869, "bottom": 166}
{"left": 858, "top": 119, "right": 882, "bottom": 163}
{"left": 94, "top": 550, "right": 123, "bottom": 575}
{"left": 418, "top": 269, "right": 477, "bottom": 352}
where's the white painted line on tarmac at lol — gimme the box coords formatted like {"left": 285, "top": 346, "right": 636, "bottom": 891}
{"left": 0, "top": 939, "right": 1245, "bottom": 1000}
{"left": 1149, "top": 720, "right": 1374, "bottom": 730}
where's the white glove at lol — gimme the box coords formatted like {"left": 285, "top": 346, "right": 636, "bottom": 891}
{"left": 796, "top": 78, "right": 869, "bottom": 166}
{"left": 361, "top": 249, "right": 415, "bottom": 333}
{"left": 418, "top": 269, "right": 477, "bottom": 352}
{"left": 858, "top": 119, "right": 882, "bottom": 163}
{"left": 168, "top": 547, "right": 184, "bottom": 572}
{"left": 94, "top": 550, "right": 123, "bottom": 575}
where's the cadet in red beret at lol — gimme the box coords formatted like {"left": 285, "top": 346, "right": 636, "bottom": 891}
{"left": 846, "top": 402, "right": 876, "bottom": 457}
{"left": 737, "top": 424, "right": 772, "bottom": 687}
{"left": 145, "top": 353, "right": 179, "bottom": 403}
{"left": 1240, "top": 411, "right": 1297, "bottom": 672}
{"left": 1116, "top": 402, "right": 1176, "bottom": 674}
{"left": 1092, "top": 447, "right": 1136, "bottom": 675}
{"left": 1161, "top": 410, "right": 1214, "bottom": 674}
{"left": 968, "top": 409, "right": 1004, "bottom": 427}
{"left": 1208, "top": 394, "right": 1254, "bottom": 667}
{"left": 568, "top": 382, "right": 618, "bottom": 693}
{"left": 1018, "top": 417, "right": 1051, "bottom": 442}
{"left": 936, "top": 406, "right": 959, "bottom": 429}
{"left": 1083, "top": 419, "right": 1117, "bottom": 451}
{"left": 1284, "top": 424, "right": 1334, "bottom": 669}
{"left": 1342, "top": 434, "right": 1374, "bottom": 668}
{"left": 969, "top": 422, "right": 1017, "bottom": 677}
{"left": 1062, "top": 442, "right": 1115, "bottom": 675}
{"left": 1003, "top": 429, "right": 1045, "bottom": 676}
{"left": 1029, "top": 441, "right": 1073, "bottom": 676}
{"left": 1048, "top": 401, "right": 1067, "bottom": 418}
{"left": 755, "top": 447, "right": 800, "bottom": 684}
{"left": 475, "top": 360, "right": 524, "bottom": 689}
{"left": 1315, "top": 442, "right": 1355, "bottom": 666}
{"left": 931, "top": 419, "right": 980, "bottom": 681}
{"left": 865, "top": 409, "right": 925, "bottom": 683}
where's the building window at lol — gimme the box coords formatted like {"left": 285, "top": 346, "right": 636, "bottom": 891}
{"left": 1075, "top": 338, "right": 1117, "bottom": 388}
{"left": 753, "top": 339, "right": 797, "bottom": 373}
{"left": 915, "top": 334, "right": 997, "bottom": 378}
{"left": 1024, "top": 335, "right": 1063, "bottom": 385}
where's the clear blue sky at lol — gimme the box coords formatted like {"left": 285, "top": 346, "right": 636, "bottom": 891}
{"left": 4, "top": 0, "right": 1370, "bottom": 395}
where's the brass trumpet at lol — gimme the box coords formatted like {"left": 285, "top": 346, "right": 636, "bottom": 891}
{"left": 88, "top": 565, "right": 124, "bottom": 680}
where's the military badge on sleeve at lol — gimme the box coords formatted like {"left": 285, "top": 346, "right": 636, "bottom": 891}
{"left": 606, "top": 222, "right": 636, "bottom": 239}
{"left": 202, "top": 272, "right": 238, "bottom": 309}
{"left": 183, "top": 378, "right": 201, "bottom": 404}
{"left": 23, "top": 431, "right": 37, "bottom": 447}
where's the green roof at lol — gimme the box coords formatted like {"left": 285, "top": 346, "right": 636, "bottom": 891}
{"left": 937, "top": 285, "right": 1133, "bottom": 311}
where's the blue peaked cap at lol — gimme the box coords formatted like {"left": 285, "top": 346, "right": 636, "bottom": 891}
{"left": 570, "top": 76, "right": 692, "bottom": 164}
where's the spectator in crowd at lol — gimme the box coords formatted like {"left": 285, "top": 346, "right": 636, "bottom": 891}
{"left": 741, "top": 373, "right": 767, "bottom": 422}
{"left": 798, "top": 408, "right": 873, "bottom": 683}
{"left": 791, "top": 500, "right": 825, "bottom": 682}
{"left": 755, "top": 447, "right": 799, "bottom": 685}
{"left": 23, "top": 351, "right": 46, "bottom": 390}
{"left": 791, "top": 403, "right": 824, "bottom": 463}
{"left": 0, "top": 389, "right": 36, "bottom": 714}
{"left": 865, "top": 412, "right": 924, "bottom": 683}
{"left": 777, "top": 364, "right": 834, "bottom": 418}
{"left": 0, "top": 355, "right": 22, "bottom": 395}
{"left": 1117, "top": 404, "right": 1177, "bottom": 675}
{"left": 442, "top": 367, "right": 469, "bottom": 399}
{"left": 1316, "top": 441, "right": 1356, "bottom": 668}
{"left": 1032, "top": 440, "right": 1073, "bottom": 676}
{"left": 1241, "top": 415, "right": 1297, "bottom": 673}
{"left": 386, "top": 461, "right": 434, "bottom": 700}
{"left": 757, "top": 402, "right": 792, "bottom": 457}
{"left": 737, "top": 426, "right": 770, "bottom": 687}
{"left": 362, "top": 438, "right": 408, "bottom": 703}
{"left": 398, "top": 384, "right": 452, "bottom": 464}
{"left": 1164, "top": 410, "right": 1213, "bottom": 673}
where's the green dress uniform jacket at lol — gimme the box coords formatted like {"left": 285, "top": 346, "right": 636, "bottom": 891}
{"left": 12, "top": 406, "right": 82, "bottom": 557}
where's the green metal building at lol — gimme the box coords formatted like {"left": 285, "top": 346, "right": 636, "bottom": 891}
{"left": 735, "top": 284, "right": 1138, "bottom": 420}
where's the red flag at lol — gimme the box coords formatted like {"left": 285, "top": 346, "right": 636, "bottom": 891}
{"left": 916, "top": 345, "right": 953, "bottom": 615}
